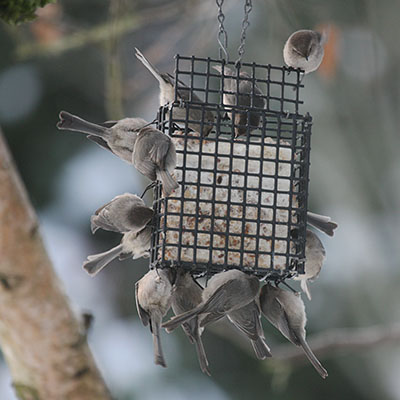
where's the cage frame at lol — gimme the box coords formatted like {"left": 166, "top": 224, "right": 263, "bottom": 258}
{"left": 149, "top": 54, "right": 312, "bottom": 280}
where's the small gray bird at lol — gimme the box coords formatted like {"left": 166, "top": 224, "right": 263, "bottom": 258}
{"left": 259, "top": 283, "right": 328, "bottom": 379}
{"left": 162, "top": 269, "right": 260, "bottom": 332}
{"left": 83, "top": 226, "right": 152, "bottom": 276}
{"left": 213, "top": 65, "right": 265, "bottom": 138}
{"left": 227, "top": 300, "right": 272, "bottom": 360}
{"left": 294, "top": 230, "right": 326, "bottom": 300}
{"left": 307, "top": 211, "right": 338, "bottom": 237}
{"left": 133, "top": 126, "right": 178, "bottom": 196}
{"left": 135, "top": 48, "right": 214, "bottom": 136}
{"left": 169, "top": 270, "right": 210, "bottom": 375}
{"left": 283, "top": 30, "right": 325, "bottom": 74}
{"left": 57, "top": 111, "right": 148, "bottom": 163}
{"left": 135, "top": 268, "right": 174, "bottom": 367}
{"left": 90, "top": 193, "right": 154, "bottom": 234}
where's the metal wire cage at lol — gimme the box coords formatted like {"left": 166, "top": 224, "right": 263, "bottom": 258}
{"left": 150, "top": 55, "right": 311, "bottom": 280}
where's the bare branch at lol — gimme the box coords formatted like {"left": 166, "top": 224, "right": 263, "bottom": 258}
{"left": 210, "top": 319, "right": 400, "bottom": 365}
{"left": 272, "top": 323, "right": 400, "bottom": 364}
{"left": 0, "top": 131, "right": 111, "bottom": 399}
{"left": 15, "top": 1, "right": 183, "bottom": 59}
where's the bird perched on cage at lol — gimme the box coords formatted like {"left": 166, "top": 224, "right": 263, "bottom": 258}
{"left": 162, "top": 269, "right": 260, "bottom": 332}
{"left": 283, "top": 30, "right": 326, "bottom": 76}
{"left": 90, "top": 193, "right": 154, "bottom": 234}
{"left": 57, "top": 111, "right": 178, "bottom": 196}
{"left": 82, "top": 226, "right": 152, "bottom": 276}
{"left": 212, "top": 65, "right": 265, "bottom": 138}
{"left": 133, "top": 126, "right": 178, "bottom": 196}
{"left": 135, "top": 268, "right": 175, "bottom": 367}
{"left": 135, "top": 48, "right": 215, "bottom": 136}
{"left": 227, "top": 300, "right": 272, "bottom": 360}
{"left": 169, "top": 270, "right": 210, "bottom": 375}
{"left": 293, "top": 229, "right": 326, "bottom": 300}
{"left": 307, "top": 211, "right": 338, "bottom": 237}
{"left": 57, "top": 111, "right": 148, "bottom": 164}
{"left": 259, "top": 283, "right": 328, "bottom": 379}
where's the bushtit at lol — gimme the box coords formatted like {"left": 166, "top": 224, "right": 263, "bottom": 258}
{"left": 227, "top": 300, "right": 272, "bottom": 360}
{"left": 57, "top": 111, "right": 148, "bottom": 163}
{"left": 132, "top": 126, "right": 178, "bottom": 196}
{"left": 83, "top": 226, "right": 152, "bottom": 276}
{"left": 307, "top": 211, "right": 338, "bottom": 237}
{"left": 162, "top": 269, "right": 260, "bottom": 332}
{"left": 135, "top": 48, "right": 214, "bottom": 136}
{"left": 259, "top": 283, "right": 328, "bottom": 379}
{"left": 169, "top": 270, "right": 210, "bottom": 375}
{"left": 90, "top": 193, "right": 154, "bottom": 234}
{"left": 135, "top": 268, "right": 174, "bottom": 367}
{"left": 294, "top": 230, "right": 326, "bottom": 300}
{"left": 283, "top": 30, "right": 325, "bottom": 74}
{"left": 213, "top": 65, "right": 265, "bottom": 138}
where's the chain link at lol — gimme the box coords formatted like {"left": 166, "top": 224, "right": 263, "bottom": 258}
{"left": 216, "top": 0, "right": 228, "bottom": 61}
{"left": 236, "top": 0, "right": 252, "bottom": 66}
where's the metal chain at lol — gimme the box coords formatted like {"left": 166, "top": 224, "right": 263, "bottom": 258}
{"left": 236, "top": 0, "right": 252, "bottom": 66}
{"left": 216, "top": 0, "right": 228, "bottom": 61}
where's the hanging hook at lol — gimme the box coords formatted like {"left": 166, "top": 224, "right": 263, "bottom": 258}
{"left": 216, "top": 0, "right": 229, "bottom": 62}
{"left": 235, "top": 0, "right": 252, "bottom": 67}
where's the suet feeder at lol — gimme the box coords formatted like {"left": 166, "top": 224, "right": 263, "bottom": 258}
{"left": 150, "top": 1, "right": 311, "bottom": 281}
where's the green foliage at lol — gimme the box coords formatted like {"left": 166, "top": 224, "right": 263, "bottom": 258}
{"left": 0, "top": 0, "right": 56, "bottom": 25}
{"left": 13, "top": 382, "right": 40, "bottom": 400}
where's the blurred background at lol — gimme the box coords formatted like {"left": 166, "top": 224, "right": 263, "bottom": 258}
{"left": 1, "top": 0, "right": 400, "bottom": 398}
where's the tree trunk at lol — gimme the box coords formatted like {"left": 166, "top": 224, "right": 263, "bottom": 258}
{"left": 0, "top": 131, "right": 111, "bottom": 400}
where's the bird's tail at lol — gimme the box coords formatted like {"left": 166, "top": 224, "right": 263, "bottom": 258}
{"left": 251, "top": 337, "right": 272, "bottom": 360}
{"left": 162, "top": 305, "right": 203, "bottom": 332}
{"left": 299, "top": 336, "right": 328, "bottom": 379}
{"left": 307, "top": 211, "right": 338, "bottom": 237}
{"left": 135, "top": 48, "right": 165, "bottom": 85}
{"left": 301, "top": 279, "right": 312, "bottom": 301}
{"left": 163, "top": 285, "right": 227, "bottom": 331}
{"left": 199, "top": 312, "right": 224, "bottom": 328}
{"left": 151, "top": 319, "right": 167, "bottom": 368}
{"left": 82, "top": 244, "right": 123, "bottom": 277}
{"left": 57, "top": 111, "right": 109, "bottom": 138}
{"left": 158, "top": 170, "right": 179, "bottom": 197}
{"left": 193, "top": 329, "right": 211, "bottom": 376}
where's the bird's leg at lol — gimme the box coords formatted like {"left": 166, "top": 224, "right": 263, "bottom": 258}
{"left": 292, "top": 72, "right": 305, "bottom": 91}
{"left": 170, "top": 122, "right": 182, "bottom": 132}
{"left": 259, "top": 272, "right": 271, "bottom": 282}
{"left": 278, "top": 279, "right": 298, "bottom": 294}
{"left": 222, "top": 112, "right": 230, "bottom": 121}
{"left": 141, "top": 182, "right": 157, "bottom": 198}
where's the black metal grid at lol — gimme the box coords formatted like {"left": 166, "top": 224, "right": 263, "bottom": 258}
{"left": 150, "top": 55, "right": 311, "bottom": 279}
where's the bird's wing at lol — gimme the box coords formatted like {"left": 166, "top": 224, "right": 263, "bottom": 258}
{"left": 148, "top": 137, "right": 171, "bottom": 168}
{"left": 228, "top": 307, "right": 259, "bottom": 340}
{"left": 274, "top": 297, "right": 301, "bottom": 346}
{"left": 134, "top": 158, "right": 158, "bottom": 181}
{"left": 127, "top": 205, "right": 154, "bottom": 227}
{"left": 135, "top": 282, "right": 150, "bottom": 327}
{"left": 87, "top": 135, "right": 112, "bottom": 152}
{"left": 100, "top": 120, "right": 118, "bottom": 128}
{"left": 202, "top": 279, "right": 241, "bottom": 315}
{"left": 133, "top": 135, "right": 158, "bottom": 180}
{"left": 90, "top": 215, "right": 120, "bottom": 233}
